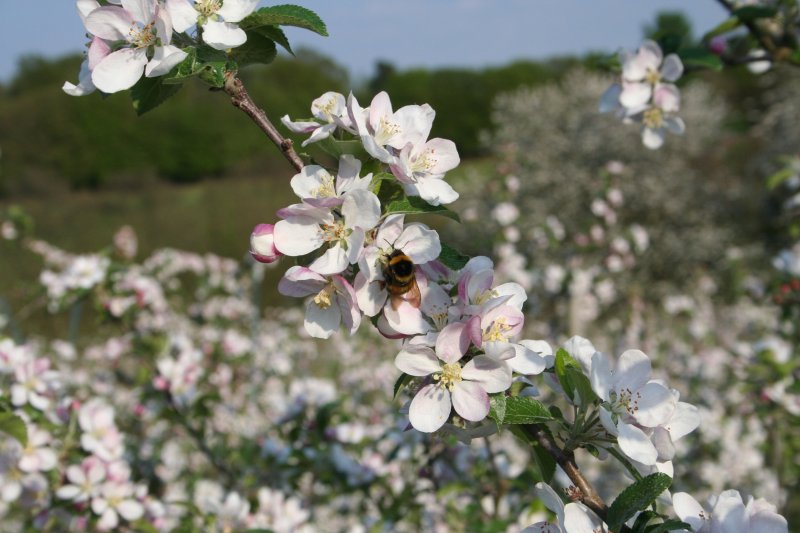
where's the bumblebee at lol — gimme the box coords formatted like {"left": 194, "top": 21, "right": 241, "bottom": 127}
{"left": 383, "top": 250, "right": 421, "bottom": 309}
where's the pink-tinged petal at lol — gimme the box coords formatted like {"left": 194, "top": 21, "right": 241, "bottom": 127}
{"left": 462, "top": 355, "right": 511, "bottom": 393}
{"left": 145, "top": 44, "right": 187, "bottom": 77}
{"left": 88, "top": 37, "right": 111, "bottom": 70}
{"left": 660, "top": 54, "right": 683, "bottom": 82}
{"left": 409, "top": 384, "right": 451, "bottom": 432}
{"left": 617, "top": 422, "right": 658, "bottom": 465}
{"left": 483, "top": 341, "right": 515, "bottom": 360}
{"left": 642, "top": 127, "right": 665, "bottom": 150}
{"left": 361, "top": 134, "right": 397, "bottom": 164}
{"left": 672, "top": 492, "right": 709, "bottom": 532}
{"left": 422, "top": 138, "right": 460, "bottom": 174}
{"left": 711, "top": 490, "right": 747, "bottom": 533}
{"left": 634, "top": 382, "right": 675, "bottom": 427}
{"left": 598, "top": 83, "right": 622, "bottom": 113}
{"left": 466, "top": 314, "right": 483, "bottom": 347}
{"left": 347, "top": 92, "right": 368, "bottom": 135}
{"left": 332, "top": 275, "right": 360, "bottom": 331}
{"left": 121, "top": 0, "right": 156, "bottom": 24}
{"left": 493, "top": 282, "right": 527, "bottom": 310}
{"left": 304, "top": 299, "right": 341, "bottom": 339}
{"left": 654, "top": 84, "right": 680, "bottom": 113}
{"left": 435, "top": 322, "right": 469, "bottom": 364}
{"left": 217, "top": 0, "right": 259, "bottom": 23}
{"left": 623, "top": 39, "right": 662, "bottom": 81}
{"left": 384, "top": 301, "right": 431, "bottom": 336}
{"left": 505, "top": 342, "right": 547, "bottom": 375}
{"left": 376, "top": 214, "right": 405, "bottom": 248}
{"left": 117, "top": 499, "right": 145, "bottom": 521}
{"left": 56, "top": 484, "right": 82, "bottom": 500}
{"left": 290, "top": 166, "right": 329, "bottom": 199}
{"left": 277, "top": 266, "right": 325, "bottom": 297}
{"left": 85, "top": 6, "right": 134, "bottom": 41}
{"left": 342, "top": 189, "right": 381, "bottom": 230}
{"left": 308, "top": 244, "right": 348, "bottom": 275}
{"left": 202, "top": 20, "right": 247, "bottom": 50}
{"left": 77, "top": 0, "right": 101, "bottom": 23}
{"left": 615, "top": 349, "right": 651, "bottom": 391}
{"left": 91, "top": 48, "right": 147, "bottom": 93}
{"left": 354, "top": 273, "right": 387, "bottom": 316}
{"left": 667, "top": 402, "right": 700, "bottom": 441}
{"left": 281, "top": 116, "right": 321, "bottom": 134}
{"left": 346, "top": 227, "right": 365, "bottom": 264}
{"left": 165, "top": 0, "right": 196, "bottom": 32}
{"left": 619, "top": 82, "right": 652, "bottom": 109}
{"left": 451, "top": 381, "right": 490, "bottom": 422}
{"left": 98, "top": 507, "right": 119, "bottom": 530}
{"left": 273, "top": 217, "right": 322, "bottom": 256}
{"left": 405, "top": 178, "right": 459, "bottom": 206}
{"left": 395, "top": 345, "right": 440, "bottom": 376}
{"left": 466, "top": 268, "right": 494, "bottom": 302}
{"left": 394, "top": 224, "right": 441, "bottom": 264}
{"left": 301, "top": 122, "right": 337, "bottom": 147}
{"left": 563, "top": 503, "right": 606, "bottom": 533}
{"left": 420, "top": 281, "right": 451, "bottom": 318}
{"left": 336, "top": 154, "right": 362, "bottom": 188}
{"left": 368, "top": 91, "right": 394, "bottom": 132}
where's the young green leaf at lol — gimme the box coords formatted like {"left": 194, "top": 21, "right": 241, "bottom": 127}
{"left": 164, "top": 46, "right": 229, "bottom": 85}
{"left": 501, "top": 396, "right": 553, "bottom": 425}
{"left": 130, "top": 76, "right": 184, "bottom": 115}
{"left": 258, "top": 26, "right": 294, "bottom": 55}
{"left": 0, "top": 412, "right": 27, "bottom": 447}
{"left": 230, "top": 29, "right": 278, "bottom": 66}
{"left": 643, "top": 519, "right": 693, "bottom": 533}
{"left": 554, "top": 349, "right": 597, "bottom": 406}
{"left": 384, "top": 195, "right": 461, "bottom": 222}
{"left": 701, "top": 17, "right": 741, "bottom": 41}
{"left": 678, "top": 47, "right": 724, "bottom": 71}
{"left": 732, "top": 5, "right": 778, "bottom": 21}
{"left": 240, "top": 5, "right": 328, "bottom": 36}
{"left": 488, "top": 394, "right": 507, "bottom": 426}
{"left": 438, "top": 243, "right": 470, "bottom": 271}
{"left": 393, "top": 373, "right": 411, "bottom": 400}
{"left": 607, "top": 473, "right": 673, "bottom": 533}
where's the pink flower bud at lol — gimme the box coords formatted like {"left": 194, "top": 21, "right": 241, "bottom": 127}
{"left": 709, "top": 36, "right": 727, "bottom": 56}
{"left": 250, "top": 223, "right": 282, "bottom": 264}
{"left": 153, "top": 376, "right": 170, "bottom": 391}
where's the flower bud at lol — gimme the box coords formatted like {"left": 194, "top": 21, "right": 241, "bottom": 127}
{"left": 250, "top": 223, "right": 282, "bottom": 264}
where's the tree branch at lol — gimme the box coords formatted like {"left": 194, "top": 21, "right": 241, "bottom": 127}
{"left": 715, "top": 0, "right": 778, "bottom": 55}
{"left": 223, "top": 73, "right": 305, "bottom": 173}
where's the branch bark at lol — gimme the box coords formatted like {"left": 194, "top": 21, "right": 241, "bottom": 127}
{"left": 223, "top": 73, "right": 305, "bottom": 173}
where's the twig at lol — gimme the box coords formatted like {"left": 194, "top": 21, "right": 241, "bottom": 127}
{"left": 715, "top": 0, "right": 778, "bottom": 54}
{"left": 223, "top": 73, "right": 305, "bottom": 172}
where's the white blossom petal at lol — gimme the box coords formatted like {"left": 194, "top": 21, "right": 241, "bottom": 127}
{"left": 409, "top": 384, "right": 451, "bottom": 432}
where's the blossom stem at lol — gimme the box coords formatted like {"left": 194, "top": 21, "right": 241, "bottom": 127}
{"left": 222, "top": 73, "right": 305, "bottom": 172}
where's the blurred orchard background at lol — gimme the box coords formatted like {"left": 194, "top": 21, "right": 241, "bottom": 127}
{"left": 1, "top": 2, "right": 799, "bottom": 532}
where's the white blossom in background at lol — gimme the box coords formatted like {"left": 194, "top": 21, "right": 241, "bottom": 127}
{"left": 672, "top": 489, "right": 788, "bottom": 533}
{"left": 599, "top": 39, "right": 685, "bottom": 149}
{"left": 281, "top": 92, "right": 356, "bottom": 146}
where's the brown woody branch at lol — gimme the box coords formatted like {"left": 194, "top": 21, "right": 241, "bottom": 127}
{"left": 223, "top": 73, "right": 305, "bottom": 173}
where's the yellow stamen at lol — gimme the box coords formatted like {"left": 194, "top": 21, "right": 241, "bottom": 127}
{"left": 433, "top": 362, "right": 462, "bottom": 391}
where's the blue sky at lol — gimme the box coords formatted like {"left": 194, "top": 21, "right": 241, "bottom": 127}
{"left": 2, "top": 1, "right": 727, "bottom": 82}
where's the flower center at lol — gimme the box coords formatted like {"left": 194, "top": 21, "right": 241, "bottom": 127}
{"left": 434, "top": 362, "right": 462, "bottom": 391}
{"left": 644, "top": 68, "right": 661, "bottom": 85}
{"left": 410, "top": 148, "right": 438, "bottom": 175}
{"left": 483, "top": 317, "right": 512, "bottom": 342}
{"left": 314, "top": 96, "right": 338, "bottom": 122}
{"left": 321, "top": 221, "right": 347, "bottom": 243}
{"left": 609, "top": 387, "right": 641, "bottom": 417}
{"left": 313, "top": 173, "right": 337, "bottom": 198}
{"left": 473, "top": 288, "right": 498, "bottom": 306}
{"left": 374, "top": 117, "right": 401, "bottom": 146}
{"left": 643, "top": 107, "right": 664, "bottom": 129}
{"left": 313, "top": 284, "right": 335, "bottom": 309}
{"left": 127, "top": 22, "right": 157, "bottom": 49}
{"left": 196, "top": 0, "right": 223, "bottom": 18}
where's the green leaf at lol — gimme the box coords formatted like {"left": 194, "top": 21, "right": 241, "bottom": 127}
{"left": 701, "top": 17, "right": 742, "bottom": 41}
{"left": 130, "top": 76, "right": 183, "bottom": 115}
{"left": 508, "top": 425, "right": 556, "bottom": 482}
{"left": 385, "top": 195, "right": 461, "bottom": 222}
{"left": 678, "top": 47, "right": 724, "bottom": 71}
{"left": 644, "top": 519, "right": 693, "bottom": 533}
{"left": 631, "top": 510, "right": 660, "bottom": 532}
{"left": 438, "top": 242, "right": 470, "bottom": 271}
{"left": 767, "top": 167, "right": 797, "bottom": 189}
{"left": 164, "top": 46, "right": 229, "bottom": 87}
{"left": 554, "top": 349, "right": 597, "bottom": 406}
{"left": 0, "top": 412, "right": 27, "bottom": 447}
{"left": 488, "top": 394, "right": 506, "bottom": 426}
{"left": 607, "top": 473, "right": 673, "bottom": 533}
{"left": 258, "top": 26, "right": 294, "bottom": 55}
{"left": 316, "top": 136, "right": 368, "bottom": 160}
{"left": 230, "top": 29, "right": 278, "bottom": 66}
{"left": 732, "top": 5, "right": 778, "bottom": 21}
{"left": 393, "top": 373, "right": 411, "bottom": 400}
{"left": 240, "top": 5, "right": 328, "bottom": 36}
{"left": 502, "top": 396, "right": 553, "bottom": 425}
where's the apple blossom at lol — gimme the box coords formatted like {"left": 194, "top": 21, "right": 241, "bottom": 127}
{"left": 167, "top": 0, "right": 259, "bottom": 50}
{"left": 394, "top": 323, "right": 512, "bottom": 432}
{"left": 522, "top": 482, "right": 609, "bottom": 532}
{"left": 82, "top": 0, "right": 187, "bottom": 94}
{"left": 288, "top": 155, "right": 372, "bottom": 207}
{"left": 672, "top": 489, "right": 788, "bottom": 533}
{"left": 281, "top": 92, "right": 357, "bottom": 146}
{"left": 278, "top": 267, "right": 361, "bottom": 339}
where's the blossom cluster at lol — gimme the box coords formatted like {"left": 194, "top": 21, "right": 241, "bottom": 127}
{"left": 600, "top": 40, "right": 685, "bottom": 149}
{"left": 64, "top": 0, "right": 260, "bottom": 95}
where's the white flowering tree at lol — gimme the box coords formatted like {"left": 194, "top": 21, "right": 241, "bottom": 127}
{"left": 0, "top": 0, "right": 798, "bottom": 531}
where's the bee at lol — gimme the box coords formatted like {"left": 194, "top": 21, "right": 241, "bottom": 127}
{"left": 383, "top": 250, "right": 421, "bottom": 310}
